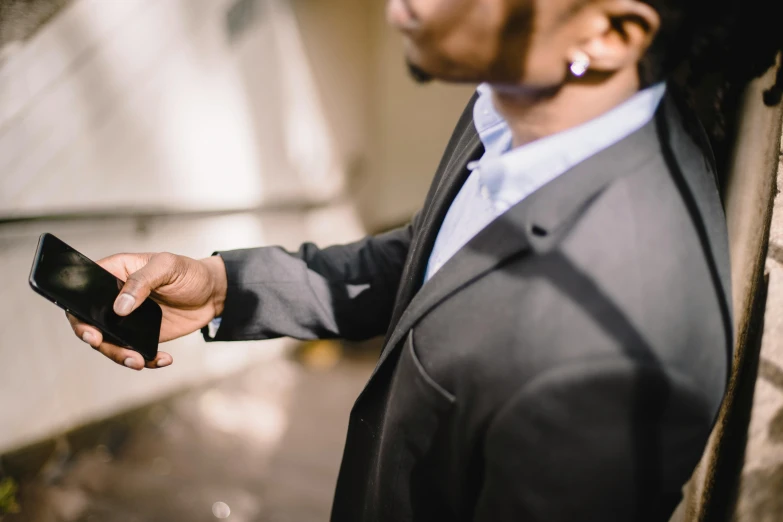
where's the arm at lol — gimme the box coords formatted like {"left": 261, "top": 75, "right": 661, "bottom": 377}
{"left": 64, "top": 220, "right": 416, "bottom": 370}
{"left": 206, "top": 222, "right": 416, "bottom": 343}
{"left": 472, "top": 358, "right": 714, "bottom": 522}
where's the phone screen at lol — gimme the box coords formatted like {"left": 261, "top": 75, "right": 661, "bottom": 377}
{"left": 29, "top": 234, "right": 161, "bottom": 361}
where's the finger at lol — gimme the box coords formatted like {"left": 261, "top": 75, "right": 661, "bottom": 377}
{"left": 67, "top": 313, "right": 145, "bottom": 370}
{"left": 114, "top": 253, "right": 178, "bottom": 316}
{"left": 145, "top": 351, "right": 174, "bottom": 369}
{"left": 67, "top": 313, "right": 103, "bottom": 347}
{"left": 94, "top": 342, "right": 146, "bottom": 371}
{"left": 96, "top": 253, "right": 152, "bottom": 280}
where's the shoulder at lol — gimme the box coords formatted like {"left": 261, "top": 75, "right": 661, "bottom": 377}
{"left": 511, "top": 138, "right": 730, "bottom": 414}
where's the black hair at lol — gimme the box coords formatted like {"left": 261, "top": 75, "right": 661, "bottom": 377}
{"left": 641, "top": 0, "right": 783, "bottom": 172}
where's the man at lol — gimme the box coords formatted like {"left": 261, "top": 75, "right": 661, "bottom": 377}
{"left": 68, "top": 0, "right": 783, "bottom": 520}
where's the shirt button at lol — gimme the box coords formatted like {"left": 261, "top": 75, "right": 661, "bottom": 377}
{"left": 480, "top": 185, "right": 490, "bottom": 200}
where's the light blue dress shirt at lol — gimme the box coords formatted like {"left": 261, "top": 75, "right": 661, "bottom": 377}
{"left": 424, "top": 82, "right": 667, "bottom": 282}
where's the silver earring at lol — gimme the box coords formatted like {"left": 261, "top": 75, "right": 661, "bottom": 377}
{"left": 570, "top": 52, "right": 590, "bottom": 77}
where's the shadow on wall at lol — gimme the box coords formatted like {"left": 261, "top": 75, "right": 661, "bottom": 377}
{"left": 0, "top": 0, "right": 354, "bottom": 219}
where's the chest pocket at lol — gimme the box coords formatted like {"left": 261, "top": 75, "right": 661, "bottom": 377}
{"left": 393, "top": 329, "right": 455, "bottom": 415}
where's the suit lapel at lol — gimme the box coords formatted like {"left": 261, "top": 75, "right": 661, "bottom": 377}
{"left": 383, "top": 207, "right": 531, "bottom": 353}
{"left": 376, "top": 112, "right": 661, "bottom": 368}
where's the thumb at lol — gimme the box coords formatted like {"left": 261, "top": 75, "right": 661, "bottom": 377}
{"left": 114, "top": 253, "right": 178, "bottom": 316}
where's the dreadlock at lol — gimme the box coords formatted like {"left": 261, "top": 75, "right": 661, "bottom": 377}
{"left": 640, "top": 0, "right": 783, "bottom": 178}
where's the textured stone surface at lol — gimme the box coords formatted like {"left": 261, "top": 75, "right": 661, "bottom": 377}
{"left": 731, "top": 141, "right": 783, "bottom": 522}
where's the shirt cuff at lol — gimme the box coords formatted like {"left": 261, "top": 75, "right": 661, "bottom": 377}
{"left": 207, "top": 317, "right": 222, "bottom": 339}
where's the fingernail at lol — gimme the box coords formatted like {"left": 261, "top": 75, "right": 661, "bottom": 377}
{"left": 81, "top": 332, "right": 94, "bottom": 345}
{"left": 115, "top": 294, "right": 136, "bottom": 315}
{"left": 124, "top": 357, "right": 141, "bottom": 370}
{"left": 156, "top": 358, "right": 171, "bottom": 368}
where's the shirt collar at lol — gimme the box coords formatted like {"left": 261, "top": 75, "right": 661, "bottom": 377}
{"left": 469, "top": 82, "right": 667, "bottom": 210}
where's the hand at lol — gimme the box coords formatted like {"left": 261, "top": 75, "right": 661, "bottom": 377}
{"left": 67, "top": 252, "right": 227, "bottom": 371}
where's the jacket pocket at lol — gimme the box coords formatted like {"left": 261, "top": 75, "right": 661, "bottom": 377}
{"left": 404, "top": 329, "right": 456, "bottom": 406}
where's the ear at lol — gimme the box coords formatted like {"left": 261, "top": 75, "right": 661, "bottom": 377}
{"left": 568, "top": 0, "right": 661, "bottom": 74}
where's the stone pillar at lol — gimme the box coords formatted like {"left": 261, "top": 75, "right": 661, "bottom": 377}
{"left": 731, "top": 140, "right": 783, "bottom": 522}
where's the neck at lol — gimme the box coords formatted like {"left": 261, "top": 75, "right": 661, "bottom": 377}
{"left": 490, "top": 68, "right": 641, "bottom": 148}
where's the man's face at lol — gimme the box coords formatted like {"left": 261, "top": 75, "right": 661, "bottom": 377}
{"left": 387, "top": 0, "right": 584, "bottom": 88}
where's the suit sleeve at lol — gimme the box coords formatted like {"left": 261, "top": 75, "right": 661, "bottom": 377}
{"left": 203, "top": 220, "right": 416, "bottom": 343}
{"left": 472, "top": 359, "right": 715, "bottom": 522}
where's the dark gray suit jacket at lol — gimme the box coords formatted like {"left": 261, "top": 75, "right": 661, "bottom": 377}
{"left": 206, "top": 94, "right": 733, "bottom": 522}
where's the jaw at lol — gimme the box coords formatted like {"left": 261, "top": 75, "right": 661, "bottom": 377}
{"left": 394, "top": 6, "right": 536, "bottom": 86}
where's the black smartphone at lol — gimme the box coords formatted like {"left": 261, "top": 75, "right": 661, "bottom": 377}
{"left": 29, "top": 233, "right": 162, "bottom": 361}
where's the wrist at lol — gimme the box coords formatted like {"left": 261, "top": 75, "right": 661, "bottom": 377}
{"left": 202, "top": 255, "right": 227, "bottom": 318}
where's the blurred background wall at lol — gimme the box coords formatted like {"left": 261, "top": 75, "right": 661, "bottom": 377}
{"left": 0, "top": 0, "right": 474, "bottom": 456}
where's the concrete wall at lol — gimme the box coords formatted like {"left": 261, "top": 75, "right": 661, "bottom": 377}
{"left": 0, "top": 0, "right": 474, "bottom": 454}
